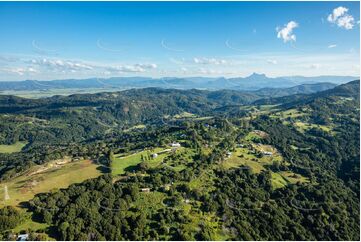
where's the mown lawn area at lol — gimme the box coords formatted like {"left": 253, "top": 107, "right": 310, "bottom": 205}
{"left": 111, "top": 147, "right": 170, "bottom": 176}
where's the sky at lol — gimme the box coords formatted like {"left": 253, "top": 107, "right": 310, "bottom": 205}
{"left": 0, "top": 1, "right": 359, "bottom": 81}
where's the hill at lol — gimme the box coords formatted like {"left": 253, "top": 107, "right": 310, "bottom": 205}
{"left": 0, "top": 80, "right": 359, "bottom": 241}
{"left": 0, "top": 74, "right": 357, "bottom": 92}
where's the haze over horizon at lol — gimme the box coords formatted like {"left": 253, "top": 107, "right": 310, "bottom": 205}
{"left": 0, "top": 1, "right": 359, "bottom": 81}
{"left": 1, "top": 72, "right": 359, "bottom": 83}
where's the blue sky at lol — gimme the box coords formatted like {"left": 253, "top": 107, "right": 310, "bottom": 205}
{"left": 0, "top": 1, "right": 359, "bottom": 81}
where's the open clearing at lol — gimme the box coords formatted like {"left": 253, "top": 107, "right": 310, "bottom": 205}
{"left": 111, "top": 147, "right": 173, "bottom": 176}
{"left": 221, "top": 145, "right": 282, "bottom": 173}
{"left": 292, "top": 121, "right": 333, "bottom": 133}
{"left": 221, "top": 143, "right": 308, "bottom": 189}
{"left": 0, "top": 159, "right": 102, "bottom": 207}
{"left": 0, "top": 141, "right": 27, "bottom": 153}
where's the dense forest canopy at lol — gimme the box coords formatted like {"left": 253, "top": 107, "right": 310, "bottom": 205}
{"left": 0, "top": 80, "right": 359, "bottom": 241}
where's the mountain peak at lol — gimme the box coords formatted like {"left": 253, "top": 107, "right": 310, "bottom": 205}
{"left": 249, "top": 72, "right": 267, "bottom": 78}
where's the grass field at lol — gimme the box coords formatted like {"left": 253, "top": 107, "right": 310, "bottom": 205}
{"left": 0, "top": 141, "right": 27, "bottom": 153}
{"left": 111, "top": 147, "right": 171, "bottom": 176}
{"left": 279, "top": 171, "right": 309, "bottom": 184}
{"left": 293, "top": 121, "right": 333, "bottom": 133}
{"left": 12, "top": 210, "right": 49, "bottom": 233}
{"left": 221, "top": 144, "right": 308, "bottom": 190}
{"left": 188, "top": 169, "right": 216, "bottom": 193}
{"left": 221, "top": 146, "right": 281, "bottom": 173}
{"left": 244, "top": 132, "right": 262, "bottom": 141}
{"left": 271, "top": 173, "right": 288, "bottom": 189}
{"left": 123, "top": 124, "right": 146, "bottom": 132}
{"left": 271, "top": 171, "right": 309, "bottom": 189}
{"left": 173, "top": 112, "right": 196, "bottom": 119}
{"left": 0, "top": 159, "right": 102, "bottom": 208}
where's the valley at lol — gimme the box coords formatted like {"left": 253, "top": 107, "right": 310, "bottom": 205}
{"left": 0, "top": 80, "right": 359, "bottom": 241}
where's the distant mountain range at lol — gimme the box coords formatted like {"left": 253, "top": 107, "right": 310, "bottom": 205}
{"left": 0, "top": 73, "right": 358, "bottom": 92}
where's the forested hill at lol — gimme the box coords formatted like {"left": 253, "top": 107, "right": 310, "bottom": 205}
{"left": 0, "top": 80, "right": 359, "bottom": 240}
{"left": 254, "top": 79, "right": 360, "bottom": 106}
{"left": 0, "top": 80, "right": 358, "bottom": 179}
{"left": 0, "top": 81, "right": 346, "bottom": 115}
{"left": 0, "top": 88, "right": 258, "bottom": 117}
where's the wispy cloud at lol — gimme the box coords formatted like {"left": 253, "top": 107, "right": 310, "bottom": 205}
{"left": 327, "top": 6, "right": 355, "bottom": 30}
{"left": 225, "top": 39, "right": 247, "bottom": 52}
{"left": 2, "top": 67, "right": 39, "bottom": 76}
{"left": 193, "top": 57, "right": 227, "bottom": 65}
{"left": 328, "top": 44, "right": 337, "bottom": 48}
{"left": 161, "top": 39, "right": 184, "bottom": 52}
{"left": 96, "top": 39, "right": 127, "bottom": 52}
{"left": 0, "top": 55, "right": 158, "bottom": 77}
{"left": 105, "top": 63, "right": 157, "bottom": 73}
{"left": 32, "top": 40, "right": 58, "bottom": 55}
{"left": 29, "top": 58, "right": 94, "bottom": 72}
{"left": 276, "top": 21, "right": 298, "bottom": 43}
{"left": 197, "top": 68, "right": 232, "bottom": 75}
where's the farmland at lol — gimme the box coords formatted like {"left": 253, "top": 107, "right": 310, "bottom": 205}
{"left": 0, "top": 159, "right": 102, "bottom": 208}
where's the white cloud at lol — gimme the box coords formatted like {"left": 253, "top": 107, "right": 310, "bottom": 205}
{"left": 337, "top": 15, "right": 355, "bottom": 30}
{"left": 106, "top": 63, "right": 157, "bottom": 73}
{"left": 28, "top": 57, "right": 157, "bottom": 74}
{"left": 276, "top": 21, "right": 298, "bottom": 43}
{"left": 3, "top": 67, "right": 39, "bottom": 76}
{"left": 198, "top": 68, "right": 220, "bottom": 75}
{"left": 327, "top": 6, "right": 355, "bottom": 30}
{"left": 328, "top": 44, "right": 337, "bottom": 48}
{"left": 30, "top": 58, "right": 94, "bottom": 72}
{"left": 193, "top": 57, "right": 227, "bottom": 65}
{"left": 267, "top": 59, "right": 278, "bottom": 65}
{"left": 327, "top": 6, "right": 348, "bottom": 22}
{"left": 135, "top": 63, "right": 157, "bottom": 69}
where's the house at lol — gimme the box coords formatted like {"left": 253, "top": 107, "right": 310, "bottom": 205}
{"left": 140, "top": 188, "right": 151, "bottom": 193}
{"left": 226, "top": 152, "right": 232, "bottom": 158}
{"left": 170, "top": 142, "right": 181, "bottom": 148}
{"left": 16, "top": 234, "right": 29, "bottom": 241}
{"left": 152, "top": 153, "right": 158, "bottom": 158}
{"left": 262, "top": 151, "right": 273, "bottom": 156}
